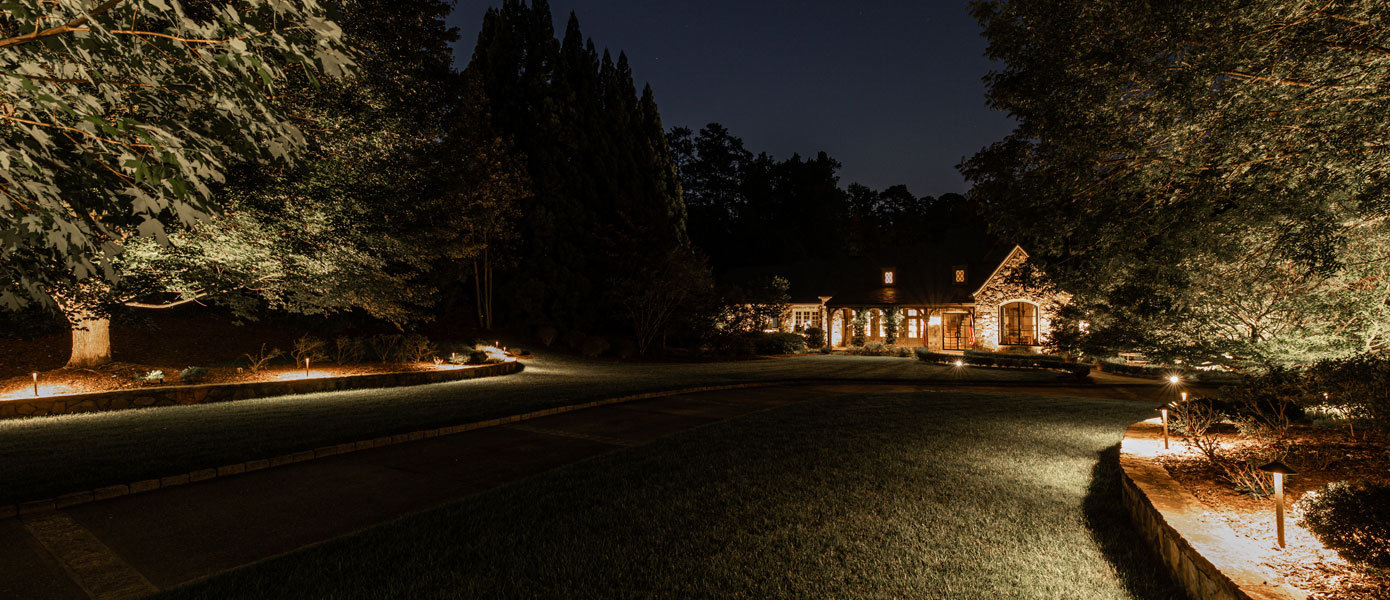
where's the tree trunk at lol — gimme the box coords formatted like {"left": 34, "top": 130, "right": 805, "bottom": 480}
{"left": 67, "top": 315, "right": 112, "bottom": 368}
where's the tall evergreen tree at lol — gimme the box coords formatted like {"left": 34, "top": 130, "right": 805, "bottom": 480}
{"left": 464, "top": 2, "right": 690, "bottom": 332}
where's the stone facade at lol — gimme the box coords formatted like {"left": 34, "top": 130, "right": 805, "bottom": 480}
{"left": 972, "top": 246, "right": 1067, "bottom": 352}
{"left": 0, "top": 361, "right": 522, "bottom": 421}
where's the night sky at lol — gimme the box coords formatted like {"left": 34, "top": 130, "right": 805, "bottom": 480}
{"left": 446, "top": 1, "right": 1016, "bottom": 197}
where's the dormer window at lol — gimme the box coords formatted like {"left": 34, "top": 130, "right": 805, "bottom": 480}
{"left": 882, "top": 268, "right": 895, "bottom": 285}
{"left": 952, "top": 265, "right": 967, "bottom": 284}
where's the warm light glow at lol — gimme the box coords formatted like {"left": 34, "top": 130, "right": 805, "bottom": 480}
{"left": 928, "top": 315, "right": 942, "bottom": 326}
{"left": 3, "top": 382, "right": 77, "bottom": 400}
{"left": 954, "top": 359, "right": 963, "bottom": 368}
{"left": 1168, "top": 375, "right": 1180, "bottom": 384}
{"left": 1181, "top": 391, "right": 1188, "bottom": 402}
{"left": 32, "top": 372, "right": 38, "bottom": 396}
{"left": 884, "top": 271, "right": 894, "bottom": 284}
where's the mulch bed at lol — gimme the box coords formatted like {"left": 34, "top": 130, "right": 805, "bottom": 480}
{"left": 1158, "top": 425, "right": 1389, "bottom": 600}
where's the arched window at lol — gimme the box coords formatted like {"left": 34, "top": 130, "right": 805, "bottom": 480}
{"left": 1000, "top": 302, "right": 1039, "bottom": 346}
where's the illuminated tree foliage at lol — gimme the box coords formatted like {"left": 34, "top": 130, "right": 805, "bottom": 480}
{"left": 963, "top": 0, "right": 1390, "bottom": 365}
{"left": 0, "top": 0, "right": 350, "bottom": 307}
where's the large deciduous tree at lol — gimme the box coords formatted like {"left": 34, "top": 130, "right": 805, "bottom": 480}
{"left": 0, "top": 0, "right": 349, "bottom": 307}
{"left": 963, "top": 0, "right": 1390, "bottom": 365}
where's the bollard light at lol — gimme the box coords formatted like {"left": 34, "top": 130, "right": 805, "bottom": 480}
{"left": 1257, "top": 460, "right": 1298, "bottom": 549}
{"left": 1181, "top": 391, "right": 1188, "bottom": 402}
{"left": 1168, "top": 375, "right": 1180, "bottom": 385}
{"left": 32, "top": 372, "right": 39, "bottom": 396}
{"left": 304, "top": 358, "right": 310, "bottom": 378}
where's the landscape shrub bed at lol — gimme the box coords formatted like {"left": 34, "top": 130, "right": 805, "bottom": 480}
{"left": 916, "top": 347, "right": 1089, "bottom": 377}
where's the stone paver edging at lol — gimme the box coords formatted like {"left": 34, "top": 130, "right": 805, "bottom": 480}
{"left": 1120, "top": 418, "right": 1306, "bottom": 600}
{"left": 0, "top": 381, "right": 778, "bottom": 521}
{"left": 0, "top": 361, "right": 522, "bottom": 421}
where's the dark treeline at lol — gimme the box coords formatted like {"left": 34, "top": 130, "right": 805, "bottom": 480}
{"left": 465, "top": 0, "right": 689, "bottom": 333}
{"left": 669, "top": 123, "right": 989, "bottom": 274}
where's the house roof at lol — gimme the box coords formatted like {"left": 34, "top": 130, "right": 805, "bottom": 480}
{"left": 723, "top": 236, "right": 1018, "bottom": 307}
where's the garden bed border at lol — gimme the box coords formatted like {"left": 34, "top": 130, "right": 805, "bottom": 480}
{"left": 0, "top": 360, "right": 522, "bottom": 421}
{"left": 1120, "top": 418, "right": 1306, "bottom": 600}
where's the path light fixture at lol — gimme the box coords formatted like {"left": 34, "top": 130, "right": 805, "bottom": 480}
{"left": 1168, "top": 375, "right": 1180, "bottom": 385}
{"left": 1258, "top": 460, "right": 1298, "bottom": 549}
{"left": 1181, "top": 391, "right": 1188, "bottom": 402}
{"left": 304, "top": 358, "right": 310, "bottom": 378}
{"left": 32, "top": 372, "right": 38, "bottom": 396}
{"left": 1157, "top": 402, "right": 1176, "bottom": 450}
{"left": 954, "top": 359, "right": 963, "bottom": 368}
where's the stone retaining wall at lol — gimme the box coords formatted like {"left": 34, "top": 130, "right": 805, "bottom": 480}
{"left": 0, "top": 361, "right": 522, "bottom": 421}
{"left": 1120, "top": 419, "right": 1306, "bottom": 600}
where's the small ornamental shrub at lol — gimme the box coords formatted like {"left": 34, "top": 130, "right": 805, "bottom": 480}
{"left": 803, "top": 326, "right": 824, "bottom": 349}
{"left": 368, "top": 334, "right": 403, "bottom": 362}
{"left": 851, "top": 311, "right": 868, "bottom": 346}
{"left": 1298, "top": 480, "right": 1390, "bottom": 568}
{"left": 291, "top": 335, "right": 328, "bottom": 365}
{"left": 465, "top": 350, "right": 489, "bottom": 365}
{"left": 178, "top": 366, "right": 209, "bottom": 383}
{"left": 914, "top": 348, "right": 953, "bottom": 363}
{"left": 819, "top": 346, "right": 833, "bottom": 354}
{"left": 1309, "top": 354, "right": 1390, "bottom": 435}
{"left": 334, "top": 336, "right": 364, "bottom": 364}
{"left": 140, "top": 370, "right": 165, "bottom": 383}
{"left": 581, "top": 335, "right": 611, "bottom": 358}
{"left": 849, "top": 342, "right": 893, "bottom": 356}
{"left": 896, "top": 346, "right": 912, "bottom": 358}
{"left": 536, "top": 326, "right": 558, "bottom": 347}
{"left": 396, "top": 334, "right": 435, "bottom": 363}
{"left": 243, "top": 344, "right": 283, "bottom": 373}
{"left": 562, "top": 330, "right": 588, "bottom": 352}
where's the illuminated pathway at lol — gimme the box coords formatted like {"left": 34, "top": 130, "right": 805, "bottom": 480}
{"left": 0, "top": 381, "right": 1173, "bottom": 599}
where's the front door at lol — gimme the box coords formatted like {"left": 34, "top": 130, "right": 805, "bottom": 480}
{"left": 943, "top": 313, "right": 969, "bottom": 350}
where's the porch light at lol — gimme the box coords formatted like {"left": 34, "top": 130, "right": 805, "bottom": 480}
{"left": 1257, "top": 460, "right": 1298, "bottom": 549}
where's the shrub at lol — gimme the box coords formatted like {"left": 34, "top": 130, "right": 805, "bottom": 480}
{"left": 562, "top": 330, "right": 587, "bottom": 352}
{"left": 466, "top": 350, "right": 490, "bottom": 365}
{"left": 368, "top": 334, "right": 403, "bottom": 362}
{"left": 243, "top": 344, "right": 283, "bottom": 373}
{"left": 536, "top": 326, "right": 558, "bottom": 347}
{"left": 896, "top": 346, "right": 912, "bottom": 358}
{"left": 819, "top": 346, "right": 833, "bottom": 354}
{"left": 849, "top": 342, "right": 893, "bottom": 356}
{"left": 1220, "top": 368, "right": 1307, "bottom": 443}
{"left": 720, "top": 335, "right": 757, "bottom": 356}
{"left": 803, "top": 326, "right": 824, "bottom": 349}
{"left": 1298, "top": 480, "right": 1390, "bottom": 568}
{"left": 396, "top": 334, "right": 435, "bottom": 363}
{"left": 581, "top": 335, "right": 611, "bottom": 358}
{"left": 290, "top": 334, "right": 328, "bottom": 366}
{"left": 333, "top": 336, "right": 364, "bottom": 364}
{"left": 914, "top": 348, "right": 953, "bottom": 364}
{"left": 178, "top": 366, "right": 209, "bottom": 383}
{"left": 140, "top": 369, "right": 165, "bottom": 383}
{"left": 1309, "top": 354, "right": 1390, "bottom": 436}
{"left": 613, "top": 338, "right": 638, "bottom": 360}
{"left": 753, "top": 332, "right": 806, "bottom": 355}
{"left": 850, "top": 311, "right": 867, "bottom": 346}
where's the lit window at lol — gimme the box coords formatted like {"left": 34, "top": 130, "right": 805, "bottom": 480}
{"left": 1001, "top": 302, "right": 1038, "bottom": 345}
{"left": 954, "top": 269, "right": 966, "bottom": 283}
{"left": 884, "top": 271, "right": 895, "bottom": 285}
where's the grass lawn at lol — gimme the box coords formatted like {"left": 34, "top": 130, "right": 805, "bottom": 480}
{"left": 159, "top": 389, "right": 1183, "bottom": 600}
{"left": 0, "top": 354, "right": 1072, "bottom": 505}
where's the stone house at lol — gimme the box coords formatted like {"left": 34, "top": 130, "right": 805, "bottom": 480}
{"left": 761, "top": 243, "right": 1067, "bottom": 352}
